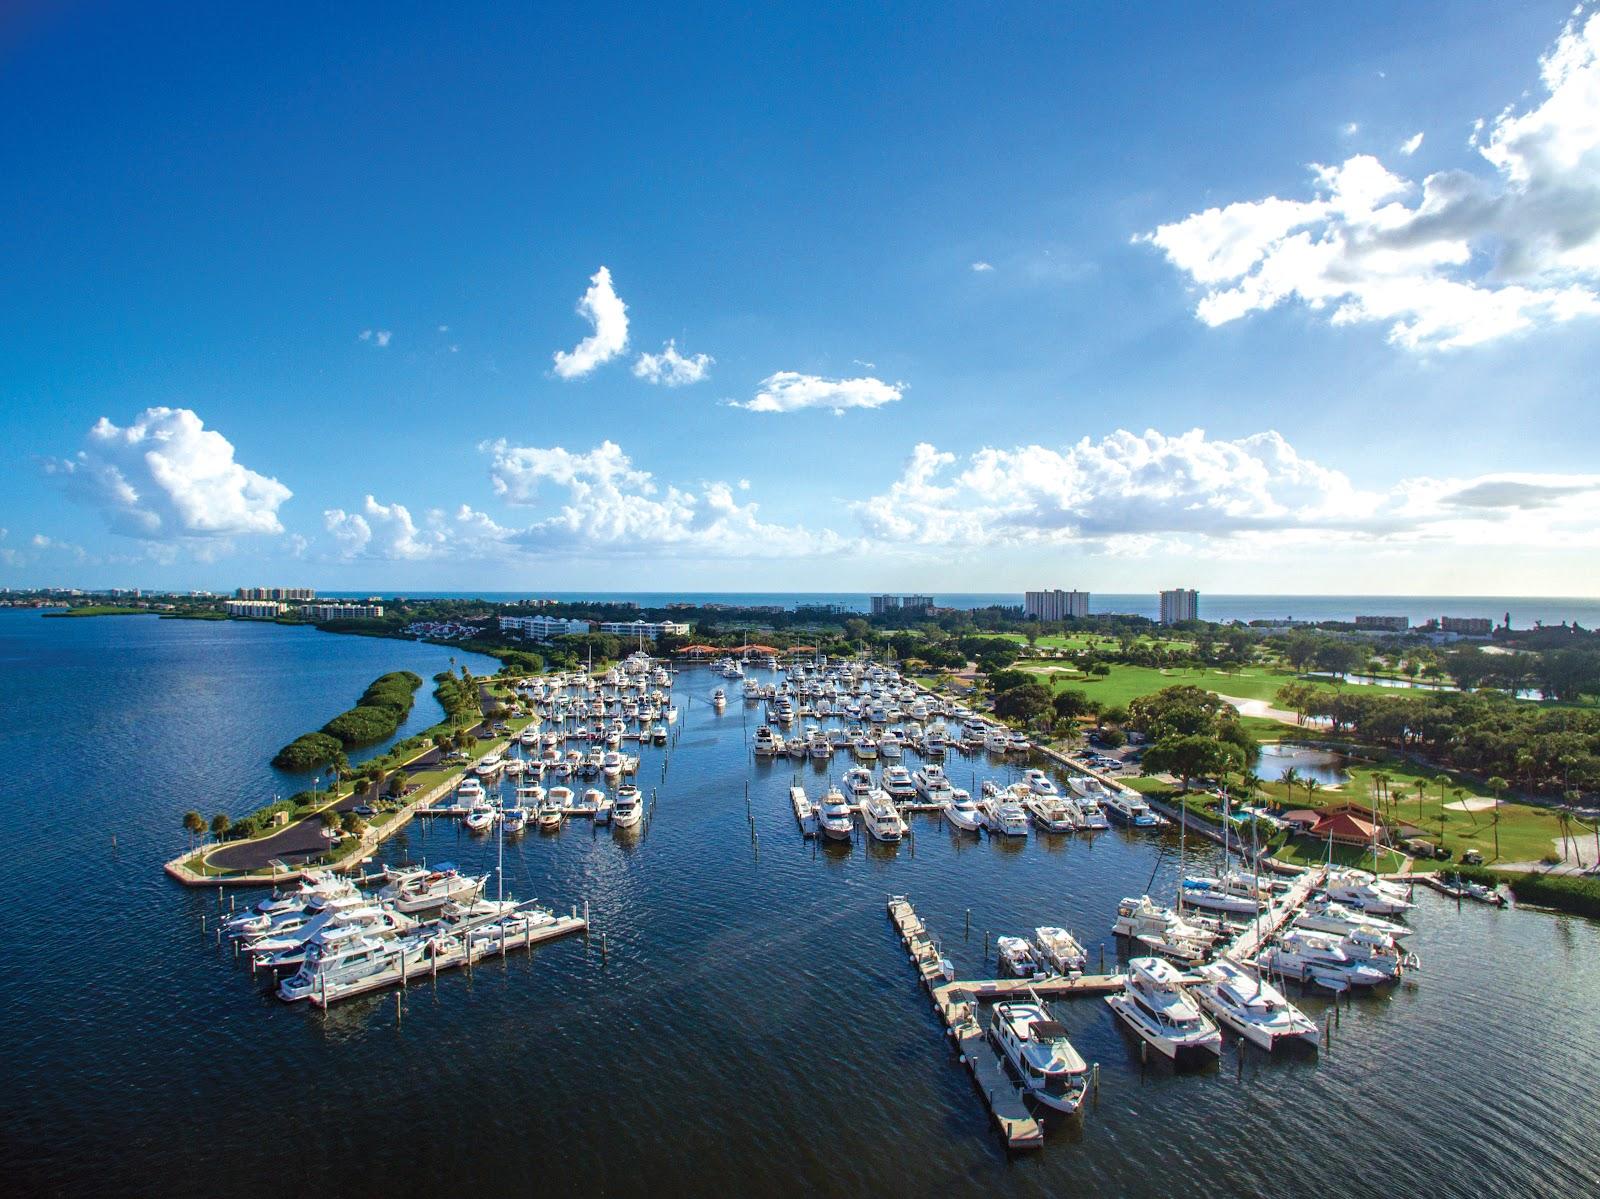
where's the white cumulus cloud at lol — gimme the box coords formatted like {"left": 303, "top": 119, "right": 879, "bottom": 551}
{"left": 45, "top": 407, "right": 291, "bottom": 541}
{"left": 633, "top": 340, "right": 714, "bottom": 386}
{"left": 481, "top": 438, "right": 845, "bottom": 557}
{"left": 552, "top": 266, "right": 629, "bottom": 379}
{"left": 323, "top": 496, "right": 511, "bottom": 560}
{"left": 732, "top": 371, "right": 904, "bottom": 415}
{"left": 971, "top": 261, "right": 995, "bottom": 272}
{"left": 1138, "top": 12, "right": 1600, "bottom": 349}
{"left": 854, "top": 429, "right": 1600, "bottom": 551}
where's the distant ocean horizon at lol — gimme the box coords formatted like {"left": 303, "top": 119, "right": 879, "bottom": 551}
{"left": 316, "top": 591, "right": 1600, "bottom": 628}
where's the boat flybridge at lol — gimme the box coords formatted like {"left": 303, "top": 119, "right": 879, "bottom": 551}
{"left": 1293, "top": 899, "right": 1413, "bottom": 941}
{"left": 1023, "top": 769, "right": 1059, "bottom": 798}
{"left": 997, "top": 936, "right": 1044, "bottom": 978}
{"left": 1105, "top": 956, "right": 1223, "bottom": 1065}
{"left": 1023, "top": 790, "right": 1078, "bottom": 833}
{"left": 1256, "top": 930, "right": 1393, "bottom": 992}
{"left": 1104, "top": 790, "right": 1160, "bottom": 828}
{"left": 860, "top": 790, "right": 907, "bottom": 843}
{"left": 912, "top": 765, "right": 953, "bottom": 802}
{"left": 1111, "top": 896, "right": 1216, "bottom": 966}
{"left": 1191, "top": 957, "right": 1319, "bottom": 1051}
{"left": 943, "top": 788, "right": 983, "bottom": 832}
{"left": 378, "top": 865, "right": 485, "bottom": 913}
{"left": 980, "top": 791, "right": 1030, "bottom": 837}
{"left": 816, "top": 787, "right": 855, "bottom": 842}
{"left": 612, "top": 785, "right": 643, "bottom": 829}
{"left": 1323, "top": 869, "right": 1415, "bottom": 916}
{"left": 988, "top": 997, "right": 1090, "bottom": 1114}
{"left": 1033, "top": 926, "right": 1087, "bottom": 975}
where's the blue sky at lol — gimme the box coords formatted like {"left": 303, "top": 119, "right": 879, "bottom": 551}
{"left": 3, "top": 1, "right": 1599, "bottom": 595}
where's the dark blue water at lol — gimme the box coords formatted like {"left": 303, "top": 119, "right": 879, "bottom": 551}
{"left": 3, "top": 610, "right": 1598, "bottom": 1198}
{"left": 319, "top": 591, "right": 1600, "bottom": 627}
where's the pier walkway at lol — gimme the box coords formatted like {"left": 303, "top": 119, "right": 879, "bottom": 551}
{"left": 1216, "top": 866, "right": 1326, "bottom": 961}
{"left": 886, "top": 895, "right": 1122, "bottom": 1150}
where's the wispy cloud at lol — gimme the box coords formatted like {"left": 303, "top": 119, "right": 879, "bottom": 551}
{"left": 552, "top": 266, "right": 629, "bottom": 379}
{"left": 1399, "top": 131, "right": 1424, "bottom": 156}
{"left": 1138, "top": 12, "right": 1600, "bottom": 349}
{"left": 970, "top": 261, "right": 995, "bottom": 272}
{"left": 731, "top": 371, "right": 903, "bottom": 415}
{"left": 359, "top": 329, "right": 392, "bottom": 347}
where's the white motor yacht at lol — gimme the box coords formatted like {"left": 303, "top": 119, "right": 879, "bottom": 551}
{"left": 881, "top": 765, "right": 917, "bottom": 800}
{"left": 816, "top": 787, "right": 855, "bottom": 842}
{"left": 380, "top": 866, "right": 486, "bottom": 913}
{"left": 711, "top": 689, "right": 727, "bottom": 709}
{"left": 1033, "top": 926, "right": 1087, "bottom": 975}
{"left": 473, "top": 755, "right": 503, "bottom": 778}
{"left": 988, "top": 999, "right": 1090, "bottom": 1114}
{"left": 1294, "top": 899, "right": 1413, "bottom": 941}
{"left": 1104, "top": 791, "right": 1160, "bottom": 828}
{"left": 612, "top": 785, "right": 643, "bottom": 828}
{"left": 980, "top": 792, "right": 1030, "bottom": 837}
{"left": 842, "top": 766, "right": 874, "bottom": 802}
{"left": 1192, "top": 958, "right": 1320, "bottom": 1051}
{"left": 1105, "top": 956, "right": 1222, "bottom": 1064}
{"left": 911, "top": 764, "right": 950, "bottom": 799}
{"left": 997, "top": 935, "right": 1044, "bottom": 978}
{"left": 464, "top": 801, "right": 497, "bottom": 832}
{"left": 1323, "top": 869, "right": 1415, "bottom": 916}
{"left": 1024, "top": 791, "right": 1078, "bottom": 833}
{"left": 277, "top": 933, "right": 417, "bottom": 1003}
{"left": 860, "top": 790, "right": 907, "bottom": 843}
{"left": 1023, "top": 769, "right": 1060, "bottom": 798}
{"left": 943, "top": 788, "right": 983, "bottom": 833}
{"left": 456, "top": 777, "right": 485, "bottom": 803}
{"left": 1257, "top": 930, "right": 1393, "bottom": 991}
{"left": 1110, "top": 896, "right": 1216, "bottom": 965}
{"left": 753, "top": 725, "right": 781, "bottom": 757}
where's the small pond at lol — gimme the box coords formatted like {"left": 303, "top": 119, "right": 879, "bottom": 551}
{"left": 1257, "top": 741, "right": 1351, "bottom": 786}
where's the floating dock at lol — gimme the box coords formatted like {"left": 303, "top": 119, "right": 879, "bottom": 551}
{"left": 1216, "top": 866, "right": 1326, "bottom": 961}
{"left": 886, "top": 896, "right": 1121, "bottom": 1149}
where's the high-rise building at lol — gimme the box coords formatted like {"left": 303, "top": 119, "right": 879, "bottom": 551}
{"left": 1024, "top": 589, "right": 1089, "bottom": 621}
{"left": 236, "top": 586, "right": 316, "bottom": 601}
{"left": 1440, "top": 616, "right": 1493, "bottom": 637}
{"left": 869, "top": 594, "right": 902, "bottom": 616}
{"left": 901, "top": 594, "right": 934, "bottom": 612}
{"left": 1158, "top": 588, "right": 1198, "bottom": 625}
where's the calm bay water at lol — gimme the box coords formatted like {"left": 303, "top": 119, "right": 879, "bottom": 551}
{"left": 3, "top": 610, "right": 1599, "bottom": 1198}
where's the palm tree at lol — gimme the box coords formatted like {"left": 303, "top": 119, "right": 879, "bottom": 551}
{"left": 1304, "top": 777, "right": 1323, "bottom": 808}
{"left": 209, "top": 812, "right": 231, "bottom": 842}
{"left": 1373, "top": 772, "right": 1393, "bottom": 819}
{"left": 1281, "top": 766, "right": 1301, "bottom": 810}
{"left": 1414, "top": 778, "right": 1428, "bottom": 824}
{"left": 182, "top": 810, "right": 204, "bottom": 852}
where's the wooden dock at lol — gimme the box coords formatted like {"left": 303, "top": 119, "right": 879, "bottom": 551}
{"left": 885, "top": 896, "right": 1123, "bottom": 1150}
{"left": 1217, "top": 866, "right": 1326, "bottom": 961}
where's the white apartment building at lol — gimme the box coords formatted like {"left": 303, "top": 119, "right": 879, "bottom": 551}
{"left": 498, "top": 614, "right": 594, "bottom": 640}
{"left": 1024, "top": 589, "right": 1089, "bottom": 621}
{"left": 223, "top": 599, "right": 286, "bottom": 618}
{"left": 300, "top": 602, "right": 384, "bottom": 620}
{"left": 1158, "top": 589, "right": 1199, "bottom": 625}
{"left": 597, "top": 619, "right": 690, "bottom": 639}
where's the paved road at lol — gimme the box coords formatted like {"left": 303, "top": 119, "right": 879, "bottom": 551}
{"left": 208, "top": 726, "right": 488, "bottom": 872}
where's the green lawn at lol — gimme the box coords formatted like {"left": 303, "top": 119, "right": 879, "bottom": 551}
{"left": 1253, "top": 749, "right": 1583, "bottom": 866}
{"left": 44, "top": 605, "right": 150, "bottom": 618}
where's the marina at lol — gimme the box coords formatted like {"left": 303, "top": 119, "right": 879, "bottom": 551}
{"left": 5, "top": 612, "right": 1599, "bottom": 1198}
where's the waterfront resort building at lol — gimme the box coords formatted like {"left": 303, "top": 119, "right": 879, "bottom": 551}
{"left": 1355, "top": 615, "right": 1410, "bottom": 632}
{"left": 235, "top": 586, "right": 316, "bottom": 601}
{"left": 1158, "top": 588, "right": 1199, "bottom": 625}
{"left": 1024, "top": 589, "right": 1089, "bottom": 621}
{"left": 223, "top": 599, "right": 287, "bottom": 618}
{"left": 871, "top": 594, "right": 934, "bottom": 615}
{"left": 498, "top": 614, "right": 594, "bottom": 640}
{"left": 596, "top": 619, "right": 691, "bottom": 639}
{"left": 1440, "top": 616, "right": 1493, "bottom": 637}
{"left": 299, "top": 602, "right": 384, "bottom": 620}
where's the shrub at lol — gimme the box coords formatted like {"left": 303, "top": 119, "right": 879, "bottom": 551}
{"left": 272, "top": 732, "right": 345, "bottom": 771}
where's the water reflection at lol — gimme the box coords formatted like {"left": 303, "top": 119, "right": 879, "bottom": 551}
{"left": 1256, "top": 742, "right": 1351, "bottom": 786}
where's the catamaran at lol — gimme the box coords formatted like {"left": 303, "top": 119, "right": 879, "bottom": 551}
{"left": 1105, "top": 956, "right": 1223, "bottom": 1064}
{"left": 1191, "top": 957, "right": 1319, "bottom": 1051}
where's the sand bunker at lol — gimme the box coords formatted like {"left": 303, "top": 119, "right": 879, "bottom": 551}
{"left": 1443, "top": 797, "right": 1501, "bottom": 812}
